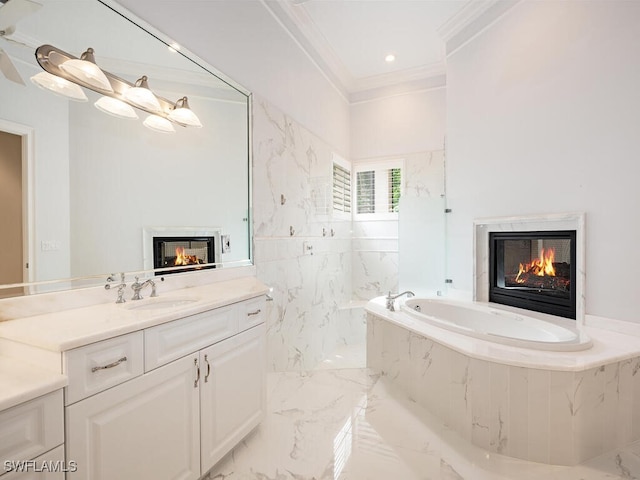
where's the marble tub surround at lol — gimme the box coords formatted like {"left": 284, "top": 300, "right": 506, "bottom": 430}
{"left": 0, "top": 357, "right": 66, "bottom": 410}
{"left": 203, "top": 368, "right": 640, "bottom": 480}
{"left": 366, "top": 304, "right": 640, "bottom": 466}
{"left": 0, "top": 275, "right": 268, "bottom": 352}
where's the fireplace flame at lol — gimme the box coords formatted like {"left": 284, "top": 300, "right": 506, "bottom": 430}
{"left": 174, "top": 246, "right": 202, "bottom": 266}
{"left": 515, "top": 248, "right": 556, "bottom": 283}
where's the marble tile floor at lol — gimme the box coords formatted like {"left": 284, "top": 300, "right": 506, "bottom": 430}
{"left": 204, "top": 367, "right": 640, "bottom": 480}
{"left": 314, "top": 344, "right": 367, "bottom": 371}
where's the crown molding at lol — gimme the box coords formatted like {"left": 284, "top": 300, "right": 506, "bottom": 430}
{"left": 349, "top": 75, "right": 446, "bottom": 105}
{"left": 262, "top": 0, "right": 449, "bottom": 102}
{"left": 437, "top": 0, "right": 521, "bottom": 56}
{"left": 352, "top": 62, "right": 446, "bottom": 94}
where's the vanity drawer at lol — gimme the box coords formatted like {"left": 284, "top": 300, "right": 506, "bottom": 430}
{"left": 1, "top": 445, "right": 65, "bottom": 479}
{"left": 0, "top": 390, "right": 63, "bottom": 469}
{"left": 145, "top": 305, "right": 238, "bottom": 371}
{"left": 238, "top": 296, "right": 266, "bottom": 332}
{"left": 63, "top": 332, "right": 144, "bottom": 405}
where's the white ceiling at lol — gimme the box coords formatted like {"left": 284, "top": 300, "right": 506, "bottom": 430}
{"left": 2, "top": 0, "right": 511, "bottom": 103}
{"left": 265, "top": 0, "right": 467, "bottom": 96}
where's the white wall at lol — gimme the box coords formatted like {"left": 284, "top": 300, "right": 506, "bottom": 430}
{"left": 113, "top": 0, "right": 350, "bottom": 157}
{"left": 0, "top": 61, "right": 71, "bottom": 283}
{"left": 446, "top": 0, "right": 640, "bottom": 323}
{"left": 350, "top": 88, "right": 446, "bottom": 160}
{"left": 68, "top": 93, "right": 248, "bottom": 276}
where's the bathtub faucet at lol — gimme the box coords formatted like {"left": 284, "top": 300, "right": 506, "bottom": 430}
{"left": 386, "top": 291, "right": 415, "bottom": 312}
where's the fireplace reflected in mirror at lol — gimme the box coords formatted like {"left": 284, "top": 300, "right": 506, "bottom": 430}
{"left": 489, "top": 231, "right": 576, "bottom": 319}
{"left": 152, "top": 236, "right": 217, "bottom": 275}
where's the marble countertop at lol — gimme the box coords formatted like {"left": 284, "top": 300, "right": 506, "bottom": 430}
{"left": 0, "top": 358, "right": 67, "bottom": 411}
{"left": 0, "top": 276, "right": 268, "bottom": 353}
{"left": 366, "top": 297, "right": 640, "bottom": 372}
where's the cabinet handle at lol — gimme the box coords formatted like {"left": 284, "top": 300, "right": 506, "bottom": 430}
{"left": 194, "top": 358, "right": 200, "bottom": 388}
{"left": 91, "top": 356, "right": 127, "bottom": 373}
{"left": 247, "top": 309, "right": 261, "bottom": 316}
{"left": 204, "top": 354, "right": 211, "bottom": 383}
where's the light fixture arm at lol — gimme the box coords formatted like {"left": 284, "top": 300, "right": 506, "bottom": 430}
{"left": 35, "top": 44, "right": 193, "bottom": 127}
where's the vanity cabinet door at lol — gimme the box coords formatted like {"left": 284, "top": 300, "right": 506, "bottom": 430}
{"left": 65, "top": 354, "right": 200, "bottom": 480}
{"left": 199, "top": 324, "right": 266, "bottom": 473}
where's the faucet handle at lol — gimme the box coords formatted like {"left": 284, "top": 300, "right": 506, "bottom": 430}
{"left": 115, "top": 283, "right": 127, "bottom": 304}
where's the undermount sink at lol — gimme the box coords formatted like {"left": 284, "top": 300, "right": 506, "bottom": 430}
{"left": 127, "top": 298, "right": 199, "bottom": 311}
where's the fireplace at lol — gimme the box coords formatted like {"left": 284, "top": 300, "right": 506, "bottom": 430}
{"left": 152, "top": 236, "right": 216, "bottom": 275}
{"left": 489, "top": 230, "right": 576, "bottom": 319}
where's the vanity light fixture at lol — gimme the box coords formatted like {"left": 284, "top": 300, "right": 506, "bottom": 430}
{"left": 168, "top": 96, "right": 202, "bottom": 128}
{"left": 94, "top": 96, "right": 138, "bottom": 119}
{"left": 60, "top": 48, "right": 113, "bottom": 92}
{"left": 34, "top": 44, "right": 203, "bottom": 133}
{"left": 124, "top": 75, "right": 161, "bottom": 112}
{"left": 30, "top": 71, "right": 88, "bottom": 101}
{"left": 143, "top": 114, "right": 175, "bottom": 134}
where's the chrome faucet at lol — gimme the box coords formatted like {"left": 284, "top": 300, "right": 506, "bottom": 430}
{"left": 105, "top": 273, "right": 127, "bottom": 304}
{"left": 386, "top": 290, "right": 415, "bottom": 311}
{"left": 130, "top": 276, "right": 157, "bottom": 301}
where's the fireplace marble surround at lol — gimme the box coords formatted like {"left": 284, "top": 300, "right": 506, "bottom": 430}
{"left": 474, "top": 212, "right": 586, "bottom": 322}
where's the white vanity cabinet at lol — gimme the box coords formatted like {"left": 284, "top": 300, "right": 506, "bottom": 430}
{"left": 200, "top": 324, "right": 265, "bottom": 472}
{"left": 65, "top": 353, "right": 200, "bottom": 479}
{"left": 63, "top": 296, "right": 266, "bottom": 480}
{"left": 0, "top": 391, "right": 64, "bottom": 479}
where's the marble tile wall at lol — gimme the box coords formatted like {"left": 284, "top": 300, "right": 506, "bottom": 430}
{"left": 367, "top": 314, "right": 640, "bottom": 466}
{"left": 252, "top": 99, "right": 357, "bottom": 371}
{"left": 252, "top": 101, "right": 447, "bottom": 372}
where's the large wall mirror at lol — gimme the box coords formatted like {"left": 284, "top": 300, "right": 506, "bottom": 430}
{"left": 0, "top": 0, "right": 252, "bottom": 297}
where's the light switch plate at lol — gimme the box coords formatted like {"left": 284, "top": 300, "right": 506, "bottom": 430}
{"left": 221, "top": 234, "right": 230, "bottom": 253}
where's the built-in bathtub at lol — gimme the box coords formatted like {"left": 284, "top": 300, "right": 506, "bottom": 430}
{"left": 401, "top": 297, "right": 591, "bottom": 351}
{"left": 366, "top": 296, "right": 640, "bottom": 466}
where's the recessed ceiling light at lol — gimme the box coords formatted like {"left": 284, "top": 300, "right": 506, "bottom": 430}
{"left": 385, "top": 54, "right": 396, "bottom": 63}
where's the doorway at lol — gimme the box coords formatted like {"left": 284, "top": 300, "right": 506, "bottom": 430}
{"left": 0, "top": 130, "right": 22, "bottom": 296}
{"left": 0, "top": 120, "right": 33, "bottom": 298}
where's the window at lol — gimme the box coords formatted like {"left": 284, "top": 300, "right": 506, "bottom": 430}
{"left": 353, "top": 159, "right": 404, "bottom": 219}
{"left": 388, "top": 167, "right": 402, "bottom": 213}
{"left": 332, "top": 154, "right": 351, "bottom": 214}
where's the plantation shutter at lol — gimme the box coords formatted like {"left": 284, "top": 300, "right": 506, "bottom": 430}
{"left": 332, "top": 163, "right": 351, "bottom": 213}
{"left": 356, "top": 170, "right": 375, "bottom": 214}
